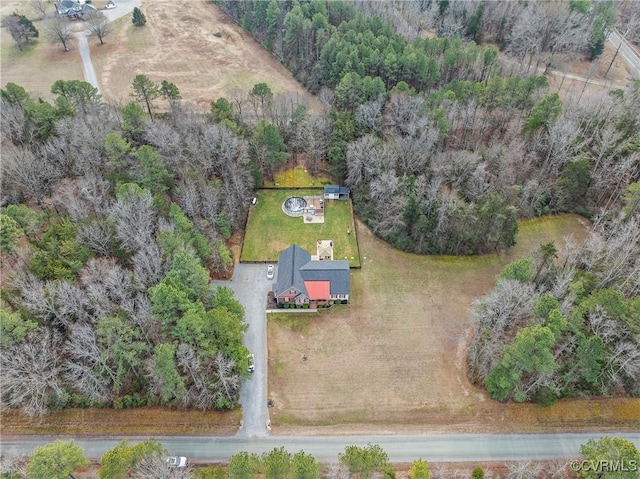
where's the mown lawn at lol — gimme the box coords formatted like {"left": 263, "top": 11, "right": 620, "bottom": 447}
{"left": 241, "top": 189, "right": 360, "bottom": 267}
{"left": 266, "top": 214, "right": 638, "bottom": 433}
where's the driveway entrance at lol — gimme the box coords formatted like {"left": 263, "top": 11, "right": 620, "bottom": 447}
{"left": 213, "top": 263, "right": 273, "bottom": 437}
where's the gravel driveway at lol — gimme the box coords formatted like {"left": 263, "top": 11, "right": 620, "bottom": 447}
{"left": 213, "top": 263, "right": 274, "bottom": 437}
{"left": 76, "top": 0, "right": 142, "bottom": 90}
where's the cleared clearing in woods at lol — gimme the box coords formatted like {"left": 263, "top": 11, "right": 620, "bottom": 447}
{"left": 268, "top": 214, "right": 640, "bottom": 434}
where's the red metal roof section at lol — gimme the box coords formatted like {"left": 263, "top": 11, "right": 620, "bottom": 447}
{"left": 304, "top": 281, "right": 330, "bottom": 300}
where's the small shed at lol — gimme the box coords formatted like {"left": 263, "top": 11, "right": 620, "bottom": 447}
{"left": 323, "top": 185, "right": 350, "bottom": 200}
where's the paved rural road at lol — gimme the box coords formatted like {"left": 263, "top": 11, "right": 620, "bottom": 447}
{"left": 76, "top": 0, "right": 142, "bottom": 90}
{"left": 2, "top": 433, "right": 639, "bottom": 463}
{"left": 213, "top": 263, "right": 274, "bottom": 438}
{"left": 608, "top": 29, "right": 640, "bottom": 78}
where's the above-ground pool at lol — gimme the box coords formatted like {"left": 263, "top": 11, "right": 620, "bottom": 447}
{"left": 282, "top": 196, "right": 308, "bottom": 217}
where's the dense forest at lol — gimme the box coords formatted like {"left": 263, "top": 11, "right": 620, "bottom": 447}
{"left": 469, "top": 207, "right": 640, "bottom": 405}
{"left": 0, "top": 80, "right": 254, "bottom": 415}
{"left": 216, "top": 0, "right": 639, "bottom": 254}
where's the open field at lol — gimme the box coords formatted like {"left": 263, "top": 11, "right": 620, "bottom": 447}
{"left": 94, "top": 0, "right": 321, "bottom": 110}
{"left": 1, "top": 0, "right": 320, "bottom": 110}
{"left": 241, "top": 189, "right": 360, "bottom": 267}
{"left": 0, "top": 0, "right": 109, "bottom": 100}
{"left": 268, "top": 214, "right": 640, "bottom": 434}
{"left": 1, "top": 17, "right": 83, "bottom": 101}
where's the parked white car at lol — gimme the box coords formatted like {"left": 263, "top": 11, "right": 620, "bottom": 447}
{"left": 166, "top": 456, "right": 188, "bottom": 468}
{"left": 105, "top": 1, "right": 116, "bottom": 9}
{"left": 247, "top": 353, "right": 255, "bottom": 373}
{"left": 267, "top": 264, "right": 275, "bottom": 279}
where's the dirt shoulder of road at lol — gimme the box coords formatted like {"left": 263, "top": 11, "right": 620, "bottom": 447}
{"left": 0, "top": 407, "right": 241, "bottom": 437}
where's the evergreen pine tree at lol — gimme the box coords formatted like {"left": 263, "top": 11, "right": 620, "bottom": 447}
{"left": 132, "top": 7, "right": 146, "bottom": 26}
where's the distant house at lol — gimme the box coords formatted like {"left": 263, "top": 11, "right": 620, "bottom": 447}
{"left": 274, "top": 244, "right": 350, "bottom": 308}
{"left": 323, "top": 185, "right": 350, "bottom": 200}
{"left": 55, "top": 0, "right": 95, "bottom": 17}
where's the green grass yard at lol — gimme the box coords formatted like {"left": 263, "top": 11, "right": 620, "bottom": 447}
{"left": 241, "top": 189, "right": 360, "bottom": 267}
{"left": 266, "top": 214, "right": 638, "bottom": 433}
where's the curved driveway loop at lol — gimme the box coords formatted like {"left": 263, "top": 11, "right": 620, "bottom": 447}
{"left": 213, "top": 263, "right": 273, "bottom": 438}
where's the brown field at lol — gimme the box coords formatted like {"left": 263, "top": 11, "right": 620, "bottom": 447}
{"left": 94, "top": 0, "right": 320, "bottom": 110}
{"left": 268, "top": 214, "right": 640, "bottom": 434}
{"left": 0, "top": 1, "right": 110, "bottom": 100}
{"left": 1, "top": 0, "right": 320, "bottom": 110}
{"left": 0, "top": 11, "right": 84, "bottom": 101}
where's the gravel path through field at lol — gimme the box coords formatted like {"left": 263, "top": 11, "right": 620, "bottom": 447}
{"left": 77, "top": 33, "right": 99, "bottom": 90}
{"left": 76, "top": 0, "right": 141, "bottom": 90}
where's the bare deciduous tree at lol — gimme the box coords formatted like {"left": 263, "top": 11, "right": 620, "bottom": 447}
{"left": 200, "top": 182, "right": 222, "bottom": 226}
{"left": 507, "top": 2, "right": 589, "bottom": 72}
{"left": 176, "top": 179, "right": 201, "bottom": 220}
{"left": 132, "top": 451, "right": 193, "bottom": 479}
{"left": 46, "top": 15, "right": 73, "bottom": 52}
{"left": 84, "top": 10, "right": 112, "bottom": 45}
{"left": 324, "top": 462, "right": 350, "bottom": 479}
{"left": 346, "top": 134, "right": 384, "bottom": 189}
{"left": 78, "top": 220, "right": 115, "bottom": 256}
{"left": 213, "top": 351, "right": 240, "bottom": 407}
{"left": 132, "top": 240, "right": 166, "bottom": 288}
{"left": 1, "top": 144, "right": 59, "bottom": 203}
{"left": 369, "top": 170, "right": 407, "bottom": 237}
{"left": 64, "top": 323, "right": 113, "bottom": 403}
{"left": 0, "top": 453, "right": 29, "bottom": 478}
{"left": 298, "top": 114, "right": 333, "bottom": 174}
{"left": 30, "top": 0, "right": 49, "bottom": 20}
{"left": 507, "top": 461, "right": 543, "bottom": 479}
{"left": 0, "top": 329, "right": 66, "bottom": 416}
{"left": 109, "top": 186, "right": 158, "bottom": 253}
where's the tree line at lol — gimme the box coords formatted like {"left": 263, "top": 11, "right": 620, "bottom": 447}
{"left": 0, "top": 79, "right": 254, "bottom": 415}
{"left": 214, "top": 0, "right": 639, "bottom": 255}
{"left": 469, "top": 202, "right": 640, "bottom": 405}
{"left": 2, "top": 436, "right": 638, "bottom": 479}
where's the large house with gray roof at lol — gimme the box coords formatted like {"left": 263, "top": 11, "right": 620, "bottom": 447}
{"left": 274, "top": 244, "right": 350, "bottom": 308}
{"left": 55, "top": 0, "right": 95, "bottom": 17}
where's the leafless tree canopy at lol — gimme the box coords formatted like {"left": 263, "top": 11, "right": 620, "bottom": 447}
{"left": 84, "top": 10, "right": 113, "bottom": 45}
{"left": 30, "top": 0, "right": 50, "bottom": 20}
{"left": 45, "top": 15, "right": 74, "bottom": 52}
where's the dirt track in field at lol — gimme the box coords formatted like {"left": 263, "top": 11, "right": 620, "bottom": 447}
{"left": 95, "top": 0, "right": 320, "bottom": 111}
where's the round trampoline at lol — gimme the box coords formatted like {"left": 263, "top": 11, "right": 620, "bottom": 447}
{"left": 282, "top": 196, "right": 307, "bottom": 217}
